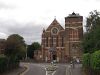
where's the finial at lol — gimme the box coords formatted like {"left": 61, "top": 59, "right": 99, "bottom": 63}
{"left": 72, "top": 12, "right": 76, "bottom": 15}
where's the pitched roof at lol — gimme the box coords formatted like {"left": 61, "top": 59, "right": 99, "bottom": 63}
{"left": 50, "top": 18, "right": 60, "bottom": 25}
{"left": 46, "top": 18, "right": 64, "bottom": 31}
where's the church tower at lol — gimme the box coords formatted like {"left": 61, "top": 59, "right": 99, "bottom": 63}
{"left": 65, "top": 12, "right": 83, "bottom": 60}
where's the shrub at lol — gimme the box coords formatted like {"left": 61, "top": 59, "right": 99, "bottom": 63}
{"left": 0, "top": 54, "right": 20, "bottom": 73}
{"left": 82, "top": 53, "right": 91, "bottom": 68}
{"left": 0, "top": 54, "right": 8, "bottom": 73}
{"left": 90, "top": 50, "right": 100, "bottom": 70}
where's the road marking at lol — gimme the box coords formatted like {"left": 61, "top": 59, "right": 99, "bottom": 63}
{"left": 66, "top": 65, "right": 72, "bottom": 75}
{"left": 20, "top": 64, "right": 29, "bottom": 75}
{"left": 52, "top": 71, "right": 56, "bottom": 75}
{"left": 46, "top": 71, "right": 56, "bottom": 75}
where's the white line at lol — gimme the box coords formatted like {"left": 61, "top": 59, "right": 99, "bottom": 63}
{"left": 45, "top": 71, "right": 56, "bottom": 75}
{"left": 20, "top": 64, "right": 29, "bottom": 75}
{"left": 52, "top": 71, "right": 56, "bottom": 75}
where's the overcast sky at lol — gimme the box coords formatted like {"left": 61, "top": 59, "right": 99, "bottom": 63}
{"left": 0, "top": 0, "right": 100, "bottom": 44}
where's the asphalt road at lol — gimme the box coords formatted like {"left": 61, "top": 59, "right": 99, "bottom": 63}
{"left": 54, "top": 64, "right": 66, "bottom": 75}
{"left": 20, "top": 63, "right": 82, "bottom": 75}
{"left": 21, "top": 63, "right": 46, "bottom": 75}
{"left": 20, "top": 63, "right": 67, "bottom": 75}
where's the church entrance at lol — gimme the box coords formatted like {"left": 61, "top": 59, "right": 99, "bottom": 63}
{"left": 52, "top": 54, "right": 57, "bottom": 60}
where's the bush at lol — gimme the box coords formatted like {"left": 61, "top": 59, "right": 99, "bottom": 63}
{"left": 90, "top": 50, "right": 100, "bottom": 70}
{"left": 0, "top": 54, "right": 8, "bottom": 73}
{"left": 82, "top": 53, "right": 91, "bottom": 68}
{"left": 0, "top": 54, "right": 20, "bottom": 73}
{"left": 82, "top": 50, "right": 100, "bottom": 75}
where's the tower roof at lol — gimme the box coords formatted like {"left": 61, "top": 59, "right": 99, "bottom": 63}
{"left": 68, "top": 12, "right": 80, "bottom": 17}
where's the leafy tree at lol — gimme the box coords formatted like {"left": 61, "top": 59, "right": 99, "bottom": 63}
{"left": 83, "top": 10, "right": 100, "bottom": 53}
{"left": 27, "top": 45, "right": 33, "bottom": 59}
{"left": 86, "top": 10, "right": 100, "bottom": 32}
{"left": 27, "top": 42, "right": 41, "bottom": 58}
{"left": 5, "top": 34, "right": 26, "bottom": 59}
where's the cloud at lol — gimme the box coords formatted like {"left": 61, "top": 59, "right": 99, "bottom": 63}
{"left": 95, "top": 0, "right": 100, "bottom": 1}
{"left": 0, "top": 2, "right": 15, "bottom": 9}
{"left": 0, "top": 20, "right": 43, "bottom": 44}
{"left": 0, "top": 0, "right": 100, "bottom": 44}
{"left": 0, "top": 32, "right": 7, "bottom": 39}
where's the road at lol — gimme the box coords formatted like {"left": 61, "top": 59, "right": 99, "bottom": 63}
{"left": 20, "top": 63, "right": 46, "bottom": 75}
{"left": 20, "top": 63, "right": 82, "bottom": 75}
{"left": 54, "top": 64, "right": 66, "bottom": 75}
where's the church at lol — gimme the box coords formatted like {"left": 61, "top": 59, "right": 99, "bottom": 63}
{"left": 35, "top": 12, "right": 83, "bottom": 63}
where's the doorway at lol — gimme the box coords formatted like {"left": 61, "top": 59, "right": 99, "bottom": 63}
{"left": 52, "top": 55, "right": 57, "bottom": 60}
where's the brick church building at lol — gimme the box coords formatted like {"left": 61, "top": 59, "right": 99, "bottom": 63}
{"left": 35, "top": 12, "right": 83, "bottom": 63}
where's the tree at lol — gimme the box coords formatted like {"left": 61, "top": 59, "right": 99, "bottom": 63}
{"left": 27, "top": 42, "right": 41, "bottom": 58}
{"left": 82, "top": 10, "right": 100, "bottom": 53}
{"left": 5, "top": 34, "right": 26, "bottom": 59}
{"left": 86, "top": 10, "right": 100, "bottom": 32}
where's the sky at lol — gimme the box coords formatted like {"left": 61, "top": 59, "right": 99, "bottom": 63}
{"left": 0, "top": 0, "right": 100, "bottom": 44}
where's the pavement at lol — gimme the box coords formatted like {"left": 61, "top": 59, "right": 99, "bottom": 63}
{"left": 0, "top": 62, "right": 83, "bottom": 75}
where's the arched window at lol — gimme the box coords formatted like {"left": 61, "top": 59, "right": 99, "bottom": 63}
{"left": 51, "top": 37, "right": 53, "bottom": 47}
{"left": 62, "top": 37, "right": 64, "bottom": 47}
{"left": 46, "top": 37, "right": 48, "bottom": 47}
{"left": 56, "top": 36, "right": 58, "bottom": 47}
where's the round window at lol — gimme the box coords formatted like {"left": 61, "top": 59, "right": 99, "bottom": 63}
{"left": 52, "top": 28, "right": 58, "bottom": 34}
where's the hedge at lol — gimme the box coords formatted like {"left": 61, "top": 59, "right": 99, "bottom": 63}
{"left": 0, "top": 54, "right": 8, "bottom": 73}
{"left": 82, "top": 50, "right": 100, "bottom": 75}
{"left": 0, "top": 54, "right": 19, "bottom": 73}
{"left": 82, "top": 53, "right": 91, "bottom": 68}
{"left": 90, "top": 50, "right": 100, "bottom": 70}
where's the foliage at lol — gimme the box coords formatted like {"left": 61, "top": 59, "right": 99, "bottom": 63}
{"left": 27, "top": 42, "right": 41, "bottom": 58}
{"left": 82, "top": 50, "right": 100, "bottom": 75}
{"left": 82, "top": 10, "right": 100, "bottom": 53}
{"left": 8, "top": 55, "right": 19, "bottom": 69}
{"left": 82, "top": 53, "right": 90, "bottom": 68}
{"left": 27, "top": 45, "right": 33, "bottom": 58}
{"left": 31, "top": 42, "right": 41, "bottom": 50}
{"left": 0, "top": 34, "right": 26, "bottom": 73}
{"left": 0, "top": 54, "right": 7, "bottom": 73}
{"left": 90, "top": 50, "right": 100, "bottom": 70}
{"left": 86, "top": 10, "right": 100, "bottom": 32}
{"left": 0, "top": 54, "right": 19, "bottom": 73}
{"left": 5, "top": 34, "right": 26, "bottom": 59}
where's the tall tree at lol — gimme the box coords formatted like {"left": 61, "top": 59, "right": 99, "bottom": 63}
{"left": 27, "top": 42, "right": 41, "bottom": 58}
{"left": 86, "top": 10, "right": 100, "bottom": 32}
{"left": 83, "top": 10, "right": 100, "bottom": 53}
{"left": 5, "top": 34, "right": 26, "bottom": 59}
